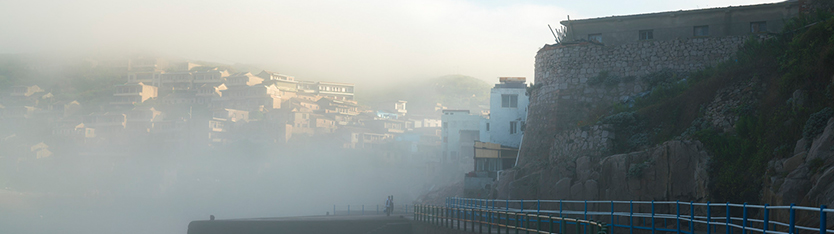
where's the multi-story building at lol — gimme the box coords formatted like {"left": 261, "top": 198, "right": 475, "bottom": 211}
{"left": 317, "top": 98, "right": 360, "bottom": 116}
{"left": 156, "top": 71, "right": 194, "bottom": 91}
{"left": 256, "top": 70, "right": 295, "bottom": 82}
{"left": 479, "top": 77, "right": 528, "bottom": 148}
{"left": 226, "top": 72, "right": 264, "bottom": 87}
{"left": 440, "top": 110, "right": 481, "bottom": 165}
{"left": 111, "top": 82, "right": 158, "bottom": 106}
{"left": 317, "top": 81, "right": 355, "bottom": 101}
{"left": 295, "top": 81, "right": 355, "bottom": 101}
{"left": 195, "top": 83, "right": 226, "bottom": 105}
{"left": 124, "top": 107, "right": 163, "bottom": 133}
{"left": 193, "top": 69, "right": 229, "bottom": 85}
{"left": 83, "top": 112, "right": 126, "bottom": 135}
{"left": 560, "top": 1, "right": 799, "bottom": 46}
{"left": 207, "top": 108, "right": 249, "bottom": 145}
{"left": 218, "top": 84, "right": 283, "bottom": 111}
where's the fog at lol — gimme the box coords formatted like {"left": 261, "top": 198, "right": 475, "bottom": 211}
{"left": 0, "top": 1, "right": 782, "bottom": 234}
{"left": 0, "top": 0, "right": 778, "bottom": 86}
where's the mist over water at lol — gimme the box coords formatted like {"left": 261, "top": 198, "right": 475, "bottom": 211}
{"left": 0, "top": 140, "right": 428, "bottom": 234}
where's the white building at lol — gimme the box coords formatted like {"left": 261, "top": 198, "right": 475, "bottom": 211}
{"left": 441, "top": 110, "right": 481, "bottom": 166}
{"left": 479, "top": 77, "right": 528, "bottom": 148}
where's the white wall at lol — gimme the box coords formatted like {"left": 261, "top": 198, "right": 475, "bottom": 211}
{"left": 480, "top": 84, "right": 528, "bottom": 148}
{"left": 441, "top": 111, "right": 480, "bottom": 165}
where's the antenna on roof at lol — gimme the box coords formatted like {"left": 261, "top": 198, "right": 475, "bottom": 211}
{"left": 548, "top": 24, "right": 558, "bottom": 42}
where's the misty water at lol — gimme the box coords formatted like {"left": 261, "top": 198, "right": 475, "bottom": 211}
{"left": 0, "top": 141, "right": 429, "bottom": 234}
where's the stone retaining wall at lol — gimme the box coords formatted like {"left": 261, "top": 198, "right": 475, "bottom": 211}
{"left": 521, "top": 36, "right": 752, "bottom": 166}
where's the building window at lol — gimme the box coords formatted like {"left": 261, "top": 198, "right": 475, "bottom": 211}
{"left": 442, "top": 122, "right": 447, "bottom": 129}
{"left": 588, "top": 34, "right": 602, "bottom": 43}
{"left": 501, "top": 94, "right": 518, "bottom": 108}
{"left": 510, "top": 121, "right": 518, "bottom": 134}
{"left": 639, "top": 30, "right": 653, "bottom": 40}
{"left": 750, "top": 21, "right": 767, "bottom": 33}
{"left": 693, "top": 25, "right": 709, "bottom": 37}
{"left": 486, "top": 123, "right": 490, "bottom": 131}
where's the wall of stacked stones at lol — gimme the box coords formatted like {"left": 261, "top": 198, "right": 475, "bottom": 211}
{"left": 549, "top": 124, "right": 614, "bottom": 163}
{"left": 520, "top": 36, "right": 750, "bottom": 166}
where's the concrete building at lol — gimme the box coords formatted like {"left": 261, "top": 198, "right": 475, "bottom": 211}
{"left": 124, "top": 107, "right": 163, "bottom": 133}
{"left": 193, "top": 69, "right": 229, "bottom": 85}
{"left": 218, "top": 84, "right": 283, "bottom": 111}
{"left": 111, "top": 82, "right": 158, "bottom": 106}
{"left": 226, "top": 72, "right": 264, "bottom": 87}
{"left": 156, "top": 71, "right": 194, "bottom": 91}
{"left": 316, "top": 81, "right": 355, "bottom": 101}
{"left": 207, "top": 108, "right": 249, "bottom": 145}
{"left": 479, "top": 77, "right": 528, "bottom": 148}
{"left": 257, "top": 70, "right": 295, "bottom": 82}
{"left": 83, "top": 112, "right": 126, "bottom": 135}
{"left": 440, "top": 110, "right": 481, "bottom": 165}
{"left": 295, "top": 81, "right": 355, "bottom": 101}
{"left": 560, "top": 1, "right": 800, "bottom": 46}
{"left": 195, "top": 83, "right": 226, "bottom": 105}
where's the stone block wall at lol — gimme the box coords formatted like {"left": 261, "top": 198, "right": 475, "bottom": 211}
{"left": 520, "top": 36, "right": 750, "bottom": 166}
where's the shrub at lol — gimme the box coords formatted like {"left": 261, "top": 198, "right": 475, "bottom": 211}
{"left": 627, "top": 159, "right": 653, "bottom": 178}
{"left": 803, "top": 107, "right": 833, "bottom": 139}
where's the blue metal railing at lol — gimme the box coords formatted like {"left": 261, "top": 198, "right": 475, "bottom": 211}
{"left": 436, "top": 197, "right": 833, "bottom": 234}
{"left": 330, "top": 204, "right": 410, "bottom": 216}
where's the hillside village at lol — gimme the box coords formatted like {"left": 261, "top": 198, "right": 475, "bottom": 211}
{"left": 0, "top": 54, "right": 539, "bottom": 197}
{"left": 1, "top": 58, "right": 440, "bottom": 163}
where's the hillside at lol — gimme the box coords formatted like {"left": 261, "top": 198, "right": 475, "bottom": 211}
{"left": 356, "top": 74, "right": 491, "bottom": 115}
{"left": 498, "top": 9, "right": 834, "bottom": 210}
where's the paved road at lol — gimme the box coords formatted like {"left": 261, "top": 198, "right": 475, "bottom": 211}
{"left": 187, "top": 214, "right": 413, "bottom": 234}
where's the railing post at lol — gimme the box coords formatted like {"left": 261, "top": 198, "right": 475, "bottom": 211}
{"left": 820, "top": 205, "right": 827, "bottom": 234}
{"left": 538, "top": 200, "right": 542, "bottom": 232}
{"left": 591, "top": 220, "right": 596, "bottom": 234}
{"left": 464, "top": 208, "right": 468, "bottom": 232}
{"left": 742, "top": 203, "right": 747, "bottom": 234}
{"left": 586, "top": 200, "right": 589, "bottom": 234}
{"left": 480, "top": 209, "right": 483, "bottom": 234}
{"left": 550, "top": 213, "right": 554, "bottom": 233}
{"left": 763, "top": 204, "right": 769, "bottom": 234}
{"left": 561, "top": 215, "right": 566, "bottom": 234}
{"left": 488, "top": 210, "right": 493, "bottom": 234}
{"left": 677, "top": 200, "right": 682, "bottom": 234}
{"left": 611, "top": 201, "right": 615, "bottom": 234}
{"left": 630, "top": 200, "right": 634, "bottom": 234}
{"left": 521, "top": 200, "right": 525, "bottom": 230}
{"left": 790, "top": 203, "right": 796, "bottom": 234}
{"left": 690, "top": 202, "right": 695, "bottom": 234}
{"left": 652, "top": 200, "right": 656, "bottom": 234}
{"left": 470, "top": 209, "right": 475, "bottom": 232}
{"left": 726, "top": 202, "right": 731, "bottom": 234}
{"left": 707, "top": 202, "right": 712, "bottom": 234}
{"left": 516, "top": 213, "right": 520, "bottom": 234}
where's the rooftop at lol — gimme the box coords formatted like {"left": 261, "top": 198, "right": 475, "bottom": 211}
{"left": 560, "top": 0, "right": 795, "bottom": 25}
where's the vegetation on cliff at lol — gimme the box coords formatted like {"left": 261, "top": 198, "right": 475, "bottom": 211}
{"left": 593, "top": 11, "right": 834, "bottom": 203}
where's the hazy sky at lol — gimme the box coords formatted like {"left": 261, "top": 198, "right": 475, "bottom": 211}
{"left": 1, "top": 0, "right": 781, "bottom": 86}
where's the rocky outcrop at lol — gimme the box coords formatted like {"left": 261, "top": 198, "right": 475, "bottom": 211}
{"left": 764, "top": 117, "right": 834, "bottom": 207}
{"left": 496, "top": 140, "right": 710, "bottom": 202}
